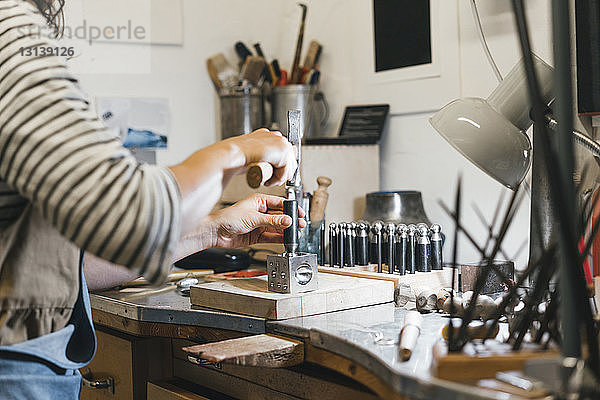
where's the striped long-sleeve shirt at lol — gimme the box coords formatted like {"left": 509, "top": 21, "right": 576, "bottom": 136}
{"left": 0, "top": 1, "right": 181, "bottom": 284}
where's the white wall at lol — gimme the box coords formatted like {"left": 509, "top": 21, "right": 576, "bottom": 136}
{"left": 380, "top": 0, "right": 553, "bottom": 268}
{"left": 66, "top": 0, "right": 557, "bottom": 268}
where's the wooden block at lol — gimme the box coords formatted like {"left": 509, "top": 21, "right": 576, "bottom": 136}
{"left": 182, "top": 334, "right": 303, "bottom": 368}
{"left": 431, "top": 340, "right": 560, "bottom": 381}
{"left": 318, "top": 266, "right": 454, "bottom": 289}
{"left": 190, "top": 273, "right": 393, "bottom": 320}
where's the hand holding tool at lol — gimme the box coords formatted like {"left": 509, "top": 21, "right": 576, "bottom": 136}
{"left": 309, "top": 176, "right": 332, "bottom": 222}
{"left": 399, "top": 311, "right": 423, "bottom": 361}
{"left": 245, "top": 110, "right": 302, "bottom": 190}
{"left": 290, "top": 3, "right": 308, "bottom": 83}
{"left": 246, "top": 162, "right": 273, "bottom": 188}
{"left": 266, "top": 110, "right": 317, "bottom": 294}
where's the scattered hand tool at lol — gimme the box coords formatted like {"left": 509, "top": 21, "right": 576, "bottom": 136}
{"left": 290, "top": 3, "right": 308, "bottom": 83}
{"left": 270, "top": 59, "right": 282, "bottom": 85}
{"left": 372, "top": 221, "right": 384, "bottom": 273}
{"left": 338, "top": 222, "right": 346, "bottom": 267}
{"left": 346, "top": 223, "right": 355, "bottom": 267}
{"left": 329, "top": 222, "right": 338, "bottom": 266}
{"left": 252, "top": 43, "right": 272, "bottom": 84}
{"left": 310, "top": 176, "right": 332, "bottom": 222}
{"left": 206, "top": 53, "right": 238, "bottom": 90}
{"left": 235, "top": 41, "right": 253, "bottom": 65}
{"left": 239, "top": 56, "right": 266, "bottom": 87}
{"left": 416, "top": 289, "right": 437, "bottom": 313}
{"left": 386, "top": 223, "right": 396, "bottom": 274}
{"left": 356, "top": 222, "right": 369, "bottom": 266}
{"left": 303, "top": 40, "right": 322, "bottom": 70}
{"left": 430, "top": 224, "right": 443, "bottom": 270}
{"left": 416, "top": 225, "right": 431, "bottom": 272}
{"left": 442, "top": 319, "right": 500, "bottom": 341}
{"left": 407, "top": 225, "right": 417, "bottom": 274}
{"left": 399, "top": 311, "right": 423, "bottom": 361}
{"left": 396, "top": 224, "right": 408, "bottom": 275}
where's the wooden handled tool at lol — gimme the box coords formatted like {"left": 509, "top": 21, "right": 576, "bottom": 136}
{"left": 247, "top": 162, "right": 274, "bottom": 188}
{"left": 290, "top": 3, "right": 308, "bottom": 83}
{"left": 309, "top": 176, "right": 331, "bottom": 222}
{"left": 399, "top": 310, "right": 423, "bottom": 361}
{"left": 441, "top": 319, "right": 500, "bottom": 341}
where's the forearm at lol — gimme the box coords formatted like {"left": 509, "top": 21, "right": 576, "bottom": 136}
{"left": 168, "top": 141, "right": 243, "bottom": 234}
{"left": 84, "top": 217, "right": 218, "bottom": 291}
{"left": 84, "top": 253, "right": 141, "bottom": 292}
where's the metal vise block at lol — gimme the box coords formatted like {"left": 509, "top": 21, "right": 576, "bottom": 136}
{"left": 267, "top": 252, "right": 318, "bottom": 294}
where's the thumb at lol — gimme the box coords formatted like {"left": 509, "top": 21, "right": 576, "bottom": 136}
{"left": 255, "top": 213, "right": 292, "bottom": 229}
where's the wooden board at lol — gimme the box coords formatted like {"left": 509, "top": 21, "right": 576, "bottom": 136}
{"left": 318, "top": 266, "right": 454, "bottom": 289}
{"left": 182, "top": 334, "right": 303, "bottom": 368}
{"left": 431, "top": 341, "right": 560, "bottom": 381}
{"left": 172, "top": 351, "right": 380, "bottom": 400}
{"left": 189, "top": 273, "right": 394, "bottom": 320}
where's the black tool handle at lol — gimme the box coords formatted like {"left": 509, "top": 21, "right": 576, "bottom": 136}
{"left": 376, "top": 233, "right": 383, "bottom": 273}
{"left": 319, "top": 220, "right": 326, "bottom": 265}
{"left": 387, "top": 235, "right": 395, "bottom": 274}
{"left": 408, "top": 235, "right": 416, "bottom": 274}
{"left": 346, "top": 230, "right": 355, "bottom": 267}
{"left": 283, "top": 199, "right": 298, "bottom": 254}
{"left": 416, "top": 242, "right": 431, "bottom": 272}
{"left": 396, "top": 238, "right": 407, "bottom": 275}
{"left": 357, "top": 235, "right": 368, "bottom": 265}
{"left": 338, "top": 227, "right": 345, "bottom": 268}
{"left": 431, "top": 240, "right": 443, "bottom": 270}
{"left": 329, "top": 225, "right": 337, "bottom": 266}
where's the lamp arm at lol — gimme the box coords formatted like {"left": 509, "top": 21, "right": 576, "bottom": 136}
{"left": 545, "top": 113, "right": 600, "bottom": 159}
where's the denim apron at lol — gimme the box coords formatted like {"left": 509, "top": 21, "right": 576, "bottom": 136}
{"left": 0, "top": 252, "right": 97, "bottom": 399}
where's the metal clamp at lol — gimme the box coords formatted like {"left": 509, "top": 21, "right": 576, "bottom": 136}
{"left": 81, "top": 368, "right": 115, "bottom": 394}
{"left": 187, "top": 355, "right": 222, "bottom": 369}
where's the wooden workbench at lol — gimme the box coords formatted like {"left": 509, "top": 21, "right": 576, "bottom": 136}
{"left": 83, "top": 286, "right": 539, "bottom": 400}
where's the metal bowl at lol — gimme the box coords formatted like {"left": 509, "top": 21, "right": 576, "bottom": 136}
{"left": 361, "top": 191, "right": 431, "bottom": 225}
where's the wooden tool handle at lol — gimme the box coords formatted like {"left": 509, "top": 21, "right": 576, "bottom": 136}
{"left": 399, "top": 310, "right": 423, "bottom": 361}
{"left": 309, "top": 176, "right": 332, "bottom": 222}
{"left": 246, "top": 162, "right": 274, "bottom": 188}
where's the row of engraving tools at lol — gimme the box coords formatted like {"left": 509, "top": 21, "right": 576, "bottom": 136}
{"left": 327, "top": 221, "right": 444, "bottom": 274}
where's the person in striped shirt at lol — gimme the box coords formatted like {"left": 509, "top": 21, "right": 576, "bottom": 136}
{"left": 0, "top": 1, "right": 300, "bottom": 398}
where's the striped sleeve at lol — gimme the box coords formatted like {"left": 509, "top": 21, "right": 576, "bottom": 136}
{"left": 0, "top": 1, "right": 181, "bottom": 284}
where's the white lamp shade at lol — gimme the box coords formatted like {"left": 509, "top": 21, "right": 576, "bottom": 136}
{"left": 429, "top": 97, "right": 531, "bottom": 190}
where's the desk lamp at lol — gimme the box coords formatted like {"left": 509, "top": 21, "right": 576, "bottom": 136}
{"left": 430, "top": 54, "right": 600, "bottom": 270}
